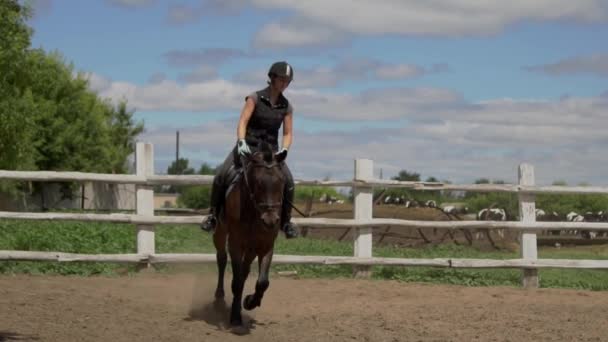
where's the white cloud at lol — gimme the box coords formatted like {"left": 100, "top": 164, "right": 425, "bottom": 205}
{"left": 290, "top": 87, "right": 465, "bottom": 121}
{"left": 105, "top": 0, "right": 156, "bottom": 9}
{"left": 163, "top": 48, "right": 251, "bottom": 67}
{"left": 147, "top": 72, "right": 167, "bottom": 84}
{"left": 84, "top": 73, "right": 112, "bottom": 93}
{"left": 374, "top": 64, "right": 425, "bottom": 80}
{"left": 166, "top": 4, "right": 202, "bottom": 25}
{"left": 107, "top": 72, "right": 608, "bottom": 185}
{"left": 234, "top": 58, "right": 446, "bottom": 88}
{"left": 177, "top": 66, "right": 219, "bottom": 83}
{"left": 167, "top": 0, "right": 251, "bottom": 24}
{"left": 141, "top": 103, "right": 608, "bottom": 185}
{"left": 97, "top": 78, "right": 252, "bottom": 112}
{"left": 525, "top": 53, "right": 608, "bottom": 77}
{"left": 252, "top": 21, "right": 349, "bottom": 49}
{"left": 249, "top": 0, "right": 608, "bottom": 48}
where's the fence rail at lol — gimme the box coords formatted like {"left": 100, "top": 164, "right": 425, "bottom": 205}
{"left": 3, "top": 211, "right": 608, "bottom": 230}
{"left": 4, "top": 171, "right": 608, "bottom": 195}
{"left": 2, "top": 142, "right": 608, "bottom": 288}
{"left": 2, "top": 251, "right": 608, "bottom": 269}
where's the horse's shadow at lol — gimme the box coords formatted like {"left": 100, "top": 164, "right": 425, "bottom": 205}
{"left": 185, "top": 298, "right": 257, "bottom": 335}
{"left": 0, "top": 331, "right": 39, "bottom": 341}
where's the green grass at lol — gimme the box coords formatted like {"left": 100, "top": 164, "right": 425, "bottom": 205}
{"left": 1, "top": 219, "right": 608, "bottom": 290}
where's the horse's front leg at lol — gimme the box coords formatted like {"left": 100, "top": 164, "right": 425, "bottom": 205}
{"left": 229, "top": 248, "right": 256, "bottom": 326}
{"left": 244, "top": 249, "right": 273, "bottom": 310}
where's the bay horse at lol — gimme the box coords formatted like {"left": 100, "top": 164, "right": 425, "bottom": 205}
{"left": 212, "top": 142, "right": 287, "bottom": 327}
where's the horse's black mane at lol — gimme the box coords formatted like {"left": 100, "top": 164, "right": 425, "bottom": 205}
{"left": 258, "top": 142, "right": 274, "bottom": 164}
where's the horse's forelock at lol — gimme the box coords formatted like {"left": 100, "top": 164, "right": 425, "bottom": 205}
{"left": 259, "top": 142, "right": 273, "bottom": 164}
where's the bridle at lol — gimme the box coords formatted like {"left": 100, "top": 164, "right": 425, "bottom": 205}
{"left": 241, "top": 156, "right": 284, "bottom": 216}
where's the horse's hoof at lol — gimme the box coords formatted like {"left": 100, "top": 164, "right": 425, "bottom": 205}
{"left": 230, "top": 316, "right": 243, "bottom": 327}
{"left": 243, "top": 294, "right": 260, "bottom": 311}
{"left": 231, "top": 325, "right": 248, "bottom": 335}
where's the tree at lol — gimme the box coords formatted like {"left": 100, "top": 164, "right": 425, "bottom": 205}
{"left": 0, "top": 1, "right": 144, "bottom": 203}
{"left": 425, "top": 176, "right": 439, "bottom": 182}
{"left": 198, "top": 162, "right": 216, "bottom": 175}
{"left": 1, "top": 2, "right": 143, "bottom": 174}
{"left": 0, "top": 1, "right": 36, "bottom": 171}
{"left": 107, "top": 102, "right": 144, "bottom": 173}
{"left": 175, "top": 162, "right": 217, "bottom": 208}
{"left": 392, "top": 170, "right": 420, "bottom": 182}
{"left": 20, "top": 50, "right": 143, "bottom": 173}
{"left": 0, "top": 0, "right": 32, "bottom": 95}
{"left": 167, "top": 158, "right": 195, "bottom": 175}
{"left": 178, "top": 187, "right": 211, "bottom": 209}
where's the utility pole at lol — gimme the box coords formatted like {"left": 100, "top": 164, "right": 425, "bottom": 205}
{"left": 176, "top": 130, "right": 180, "bottom": 173}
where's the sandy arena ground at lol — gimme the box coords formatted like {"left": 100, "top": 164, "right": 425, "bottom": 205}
{"left": 1, "top": 272, "right": 608, "bottom": 342}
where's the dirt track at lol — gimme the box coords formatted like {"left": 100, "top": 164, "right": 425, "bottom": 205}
{"left": 2, "top": 273, "right": 608, "bottom": 342}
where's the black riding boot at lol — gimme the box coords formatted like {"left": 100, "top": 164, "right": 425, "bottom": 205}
{"left": 281, "top": 182, "right": 299, "bottom": 239}
{"left": 200, "top": 176, "right": 224, "bottom": 233}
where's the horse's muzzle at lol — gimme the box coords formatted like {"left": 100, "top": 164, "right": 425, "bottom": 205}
{"left": 260, "top": 211, "right": 281, "bottom": 230}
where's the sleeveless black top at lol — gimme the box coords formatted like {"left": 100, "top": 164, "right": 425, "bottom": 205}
{"left": 244, "top": 86, "right": 293, "bottom": 151}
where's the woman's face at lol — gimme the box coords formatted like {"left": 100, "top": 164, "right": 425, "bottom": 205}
{"left": 271, "top": 76, "right": 291, "bottom": 92}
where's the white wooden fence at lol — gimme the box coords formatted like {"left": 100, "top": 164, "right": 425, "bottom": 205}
{"left": 2, "top": 142, "right": 608, "bottom": 288}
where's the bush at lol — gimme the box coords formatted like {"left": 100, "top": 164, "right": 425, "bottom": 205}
{"left": 177, "top": 186, "right": 211, "bottom": 209}
{"left": 295, "top": 185, "right": 346, "bottom": 202}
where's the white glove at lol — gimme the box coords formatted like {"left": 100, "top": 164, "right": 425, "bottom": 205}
{"left": 237, "top": 139, "right": 251, "bottom": 156}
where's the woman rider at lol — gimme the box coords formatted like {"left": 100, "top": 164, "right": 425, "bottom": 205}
{"left": 200, "top": 61, "right": 299, "bottom": 239}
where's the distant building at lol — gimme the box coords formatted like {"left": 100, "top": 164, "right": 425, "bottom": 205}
{"left": 154, "top": 193, "right": 179, "bottom": 209}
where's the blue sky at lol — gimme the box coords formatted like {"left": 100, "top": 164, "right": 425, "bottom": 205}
{"left": 29, "top": 0, "right": 608, "bottom": 185}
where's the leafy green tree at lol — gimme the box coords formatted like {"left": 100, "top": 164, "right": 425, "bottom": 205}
{"left": 167, "top": 158, "right": 195, "bottom": 175}
{"left": 0, "top": 2, "right": 144, "bottom": 202}
{"left": 0, "top": 1, "right": 36, "bottom": 171}
{"left": 107, "top": 102, "right": 144, "bottom": 173}
{"left": 0, "top": 0, "right": 32, "bottom": 94}
{"left": 198, "top": 162, "right": 216, "bottom": 175}
{"left": 176, "top": 162, "right": 217, "bottom": 208}
{"left": 392, "top": 170, "right": 420, "bottom": 182}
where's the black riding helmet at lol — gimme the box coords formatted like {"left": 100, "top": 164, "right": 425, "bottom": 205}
{"left": 268, "top": 61, "right": 294, "bottom": 82}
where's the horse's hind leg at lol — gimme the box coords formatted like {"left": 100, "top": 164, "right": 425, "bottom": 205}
{"left": 213, "top": 226, "right": 228, "bottom": 299}
{"left": 244, "top": 250, "right": 273, "bottom": 311}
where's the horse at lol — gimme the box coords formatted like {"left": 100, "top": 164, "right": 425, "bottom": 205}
{"left": 212, "top": 142, "right": 287, "bottom": 327}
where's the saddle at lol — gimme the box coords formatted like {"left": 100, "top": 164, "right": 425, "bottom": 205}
{"left": 224, "top": 164, "right": 243, "bottom": 199}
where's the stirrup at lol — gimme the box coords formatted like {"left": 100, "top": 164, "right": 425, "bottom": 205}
{"left": 282, "top": 222, "right": 299, "bottom": 239}
{"left": 200, "top": 215, "right": 217, "bottom": 232}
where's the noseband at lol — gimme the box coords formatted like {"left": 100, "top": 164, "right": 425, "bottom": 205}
{"left": 241, "top": 158, "right": 283, "bottom": 216}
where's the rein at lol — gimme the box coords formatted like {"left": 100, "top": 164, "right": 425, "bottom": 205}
{"left": 241, "top": 157, "right": 283, "bottom": 215}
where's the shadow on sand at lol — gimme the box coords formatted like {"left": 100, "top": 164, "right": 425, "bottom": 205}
{"left": 186, "top": 297, "right": 257, "bottom": 335}
{"left": 0, "top": 331, "right": 39, "bottom": 341}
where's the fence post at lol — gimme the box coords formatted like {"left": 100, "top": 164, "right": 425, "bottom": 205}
{"left": 136, "top": 142, "right": 155, "bottom": 269}
{"left": 353, "top": 159, "right": 373, "bottom": 278}
{"left": 518, "top": 163, "right": 538, "bottom": 288}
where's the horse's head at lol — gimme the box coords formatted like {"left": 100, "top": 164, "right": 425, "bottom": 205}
{"left": 243, "top": 142, "right": 287, "bottom": 229}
